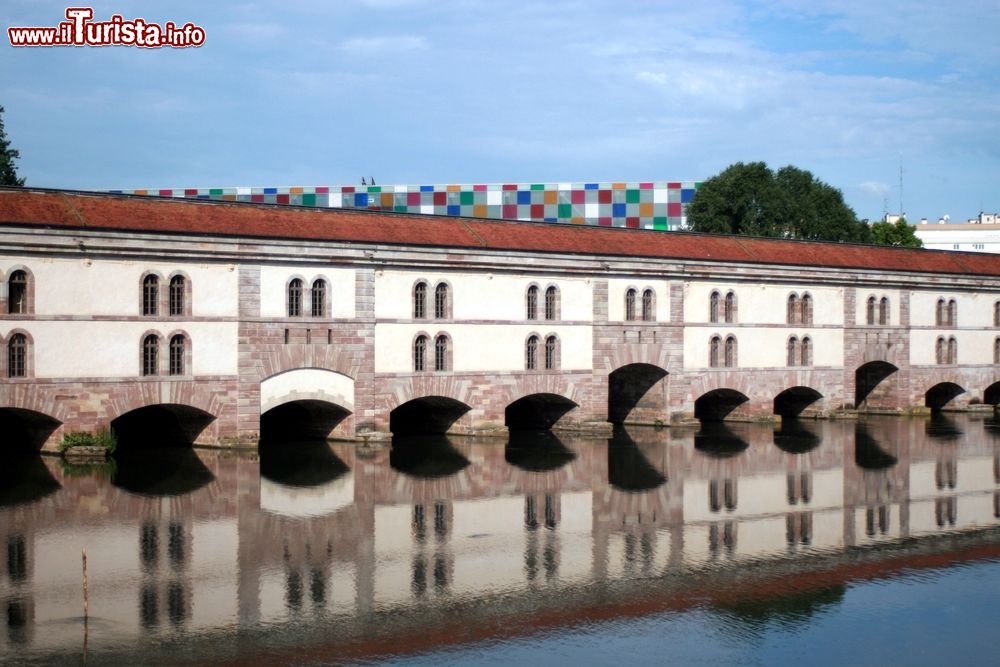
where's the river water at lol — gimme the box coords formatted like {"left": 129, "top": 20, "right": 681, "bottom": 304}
{"left": 2, "top": 414, "right": 1000, "bottom": 665}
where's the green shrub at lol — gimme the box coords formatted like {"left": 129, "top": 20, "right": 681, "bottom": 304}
{"left": 58, "top": 428, "right": 117, "bottom": 453}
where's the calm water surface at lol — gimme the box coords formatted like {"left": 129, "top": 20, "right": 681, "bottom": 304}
{"left": 2, "top": 414, "right": 1000, "bottom": 665}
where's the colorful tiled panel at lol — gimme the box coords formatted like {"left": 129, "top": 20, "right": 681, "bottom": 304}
{"left": 110, "top": 182, "right": 701, "bottom": 230}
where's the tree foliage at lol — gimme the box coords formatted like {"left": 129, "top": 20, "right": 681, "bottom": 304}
{"left": 0, "top": 106, "right": 25, "bottom": 187}
{"left": 687, "top": 162, "right": 872, "bottom": 243}
{"left": 869, "top": 217, "right": 923, "bottom": 248}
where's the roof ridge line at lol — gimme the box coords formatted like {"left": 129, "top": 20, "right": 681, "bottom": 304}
{"left": 730, "top": 236, "right": 760, "bottom": 261}
{"left": 60, "top": 193, "right": 87, "bottom": 227}
{"left": 456, "top": 218, "right": 488, "bottom": 247}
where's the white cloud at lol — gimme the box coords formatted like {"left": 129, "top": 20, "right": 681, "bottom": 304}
{"left": 860, "top": 181, "right": 890, "bottom": 196}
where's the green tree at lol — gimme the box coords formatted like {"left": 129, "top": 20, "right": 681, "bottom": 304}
{"left": 688, "top": 162, "right": 871, "bottom": 243}
{"left": 869, "top": 217, "right": 923, "bottom": 248}
{"left": 0, "top": 106, "right": 25, "bottom": 187}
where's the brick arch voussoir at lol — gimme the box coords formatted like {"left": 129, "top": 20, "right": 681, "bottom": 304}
{"left": 107, "top": 382, "right": 222, "bottom": 422}
{"left": 385, "top": 376, "right": 473, "bottom": 412}
{"left": 254, "top": 347, "right": 360, "bottom": 384}
{"left": 690, "top": 372, "right": 755, "bottom": 403}
{"left": 0, "top": 384, "right": 70, "bottom": 423}
{"left": 505, "top": 374, "right": 585, "bottom": 408}
{"left": 600, "top": 343, "right": 672, "bottom": 374}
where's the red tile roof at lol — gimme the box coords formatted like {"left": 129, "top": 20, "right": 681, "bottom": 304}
{"left": 2, "top": 188, "right": 999, "bottom": 277}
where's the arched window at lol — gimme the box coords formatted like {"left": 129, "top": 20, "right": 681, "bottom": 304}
{"left": 642, "top": 289, "right": 654, "bottom": 322}
{"left": 311, "top": 279, "right": 326, "bottom": 318}
{"left": 526, "top": 285, "right": 538, "bottom": 320}
{"left": 413, "top": 335, "right": 427, "bottom": 371}
{"left": 935, "top": 337, "right": 945, "bottom": 364}
{"left": 7, "top": 334, "right": 26, "bottom": 378}
{"left": 544, "top": 286, "right": 558, "bottom": 320}
{"left": 724, "top": 291, "right": 736, "bottom": 323}
{"left": 143, "top": 275, "right": 159, "bottom": 316}
{"left": 724, "top": 335, "right": 737, "bottom": 367}
{"left": 995, "top": 301, "right": 1000, "bottom": 327}
{"left": 413, "top": 282, "right": 427, "bottom": 319}
{"left": 995, "top": 337, "right": 1000, "bottom": 364}
{"left": 525, "top": 335, "right": 538, "bottom": 370}
{"left": 168, "top": 275, "right": 186, "bottom": 316}
{"left": 8, "top": 270, "right": 27, "bottom": 314}
{"left": 787, "top": 293, "right": 799, "bottom": 325}
{"left": 287, "top": 278, "right": 303, "bottom": 317}
{"left": 710, "top": 291, "right": 720, "bottom": 323}
{"left": 434, "top": 335, "right": 449, "bottom": 371}
{"left": 625, "top": 288, "right": 636, "bottom": 321}
{"left": 709, "top": 335, "right": 721, "bottom": 368}
{"left": 936, "top": 298, "right": 946, "bottom": 326}
{"left": 142, "top": 334, "right": 159, "bottom": 376}
{"left": 947, "top": 336, "right": 957, "bottom": 365}
{"left": 801, "top": 293, "right": 813, "bottom": 325}
{"left": 879, "top": 297, "right": 889, "bottom": 325}
{"left": 866, "top": 296, "right": 876, "bottom": 325}
{"left": 801, "top": 337, "right": 812, "bottom": 366}
{"left": 434, "top": 283, "right": 449, "bottom": 319}
{"left": 544, "top": 335, "right": 558, "bottom": 370}
{"left": 169, "top": 334, "right": 186, "bottom": 376}
{"left": 947, "top": 299, "right": 957, "bottom": 327}
{"left": 787, "top": 336, "right": 799, "bottom": 367}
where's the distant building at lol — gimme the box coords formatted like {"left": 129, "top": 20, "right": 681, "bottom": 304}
{"left": 914, "top": 212, "right": 1000, "bottom": 254}
{"left": 111, "top": 181, "right": 701, "bottom": 231}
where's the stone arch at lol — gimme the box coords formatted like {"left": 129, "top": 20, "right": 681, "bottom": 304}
{"left": 110, "top": 403, "right": 217, "bottom": 448}
{"left": 694, "top": 388, "right": 750, "bottom": 422}
{"left": 259, "top": 368, "right": 354, "bottom": 442}
{"left": 260, "top": 368, "right": 354, "bottom": 414}
{"left": 608, "top": 363, "right": 669, "bottom": 425}
{"left": 773, "top": 386, "right": 824, "bottom": 418}
{"left": 389, "top": 396, "right": 472, "bottom": 435}
{"left": 924, "top": 382, "right": 967, "bottom": 410}
{"left": 0, "top": 407, "right": 62, "bottom": 453}
{"left": 854, "top": 360, "right": 899, "bottom": 408}
{"left": 505, "top": 393, "right": 579, "bottom": 431}
{"left": 984, "top": 381, "right": 1000, "bottom": 406}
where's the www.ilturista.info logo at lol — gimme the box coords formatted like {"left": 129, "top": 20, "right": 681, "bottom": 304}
{"left": 8, "top": 8, "right": 205, "bottom": 48}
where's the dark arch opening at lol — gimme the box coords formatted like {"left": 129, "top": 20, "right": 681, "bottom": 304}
{"left": 926, "top": 412, "right": 963, "bottom": 442}
{"left": 774, "top": 419, "right": 822, "bottom": 454}
{"left": 854, "top": 361, "right": 898, "bottom": 408}
{"left": 924, "top": 382, "right": 967, "bottom": 411}
{"left": 260, "top": 400, "right": 351, "bottom": 443}
{"left": 389, "top": 396, "right": 471, "bottom": 435}
{"left": 695, "top": 422, "right": 750, "bottom": 458}
{"left": 0, "top": 408, "right": 62, "bottom": 453}
{"left": 694, "top": 389, "right": 750, "bottom": 422}
{"left": 984, "top": 381, "right": 1000, "bottom": 407}
{"left": 110, "top": 404, "right": 216, "bottom": 449}
{"left": 505, "top": 430, "right": 576, "bottom": 472}
{"left": 854, "top": 424, "right": 897, "bottom": 470}
{"left": 505, "top": 393, "right": 578, "bottom": 431}
{"left": 0, "top": 453, "right": 61, "bottom": 507}
{"left": 773, "top": 387, "right": 823, "bottom": 418}
{"left": 607, "top": 427, "right": 667, "bottom": 492}
{"left": 112, "top": 447, "right": 215, "bottom": 497}
{"left": 607, "top": 364, "right": 669, "bottom": 424}
{"left": 390, "top": 434, "right": 470, "bottom": 479}
{"left": 260, "top": 440, "right": 350, "bottom": 488}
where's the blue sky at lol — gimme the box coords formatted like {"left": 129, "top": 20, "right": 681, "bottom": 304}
{"left": 3, "top": 0, "right": 998, "bottom": 222}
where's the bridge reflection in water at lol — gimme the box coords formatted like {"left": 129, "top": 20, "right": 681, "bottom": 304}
{"left": 2, "top": 415, "right": 1000, "bottom": 663}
